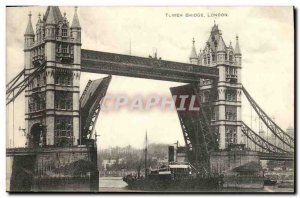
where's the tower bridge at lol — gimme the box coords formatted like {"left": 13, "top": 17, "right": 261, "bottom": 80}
{"left": 6, "top": 6, "right": 294, "bottom": 191}
{"left": 81, "top": 49, "right": 219, "bottom": 83}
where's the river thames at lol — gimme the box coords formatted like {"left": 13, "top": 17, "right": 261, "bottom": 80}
{"left": 99, "top": 177, "right": 294, "bottom": 193}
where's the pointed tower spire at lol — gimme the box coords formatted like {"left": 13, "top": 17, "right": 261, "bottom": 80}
{"left": 43, "top": 6, "right": 63, "bottom": 23}
{"left": 189, "top": 38, "right": 198, "bottom": 64}
{"left": 189, "top": 37, "right": 197, "bottom": 59}
{"left": 71, "top": 6, "right": 81, "bottom": 29}
{"left": 45, "top": 6, "right": 57, "bottom": 25}
{"left": 234, "top": 35, "right": 241, "bottom": 55}
{"left": 216, "top": 35, "right": 226, "bottom": 52}
{"left": 24, "top": 11, "right": 34, "bottom": 36}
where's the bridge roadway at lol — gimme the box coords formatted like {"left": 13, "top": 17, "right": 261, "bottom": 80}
{"left": 258, "top": 151, "right": 294, "bottom": 161}
{"left": 6, "top": 146, "right": 93, "bottom": 157}
{"left": 6, "top": 147, "right": 294, "bottom": 161}
{"left": 81, "top": 49, "right": 219, "bottom": 83}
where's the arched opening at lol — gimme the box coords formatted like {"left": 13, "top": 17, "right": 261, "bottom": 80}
{"left": 28, "top": 123, "right": 43, "bottom": 148}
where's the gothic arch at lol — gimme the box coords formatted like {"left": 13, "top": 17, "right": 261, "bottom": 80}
{"left": 28, "top": 123, "right": 44, "bottom": 148}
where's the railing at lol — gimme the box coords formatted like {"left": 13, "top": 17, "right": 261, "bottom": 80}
{"left": 56, "top": 52, "right": 74, "bottom": 63}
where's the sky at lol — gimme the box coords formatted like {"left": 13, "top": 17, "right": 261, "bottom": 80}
{"left": 6, "top": 6, "right": 294, "bottom": 149}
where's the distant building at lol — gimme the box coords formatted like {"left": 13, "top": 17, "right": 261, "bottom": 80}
{"left": 102, "top": 159, "right": 117, "bottom": 170}
{"left": 157, "top": 158, "right": 169, "bottom": 166}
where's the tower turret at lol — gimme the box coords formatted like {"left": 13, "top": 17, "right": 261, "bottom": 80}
{"left": 45, "top": 6, "right": 57, "bottom": 42}
{"left": 234, "top": 35, "right": 242, "bottom": 66}
{"left": 35, "top": 13, "right": 42, "bottom": 44}
{"left": 216, "top": 34, "right": 226, "bottom": 64}
{"left": 71, "top": 6, "right": 81, "bottom": 44}
{"left": 195, "top": 22, "right": 243, "bottom": 149}
{"left": 24, "top": 11, "right": 35, "bottom": 122}
{"left": 189, "top": 38, "right": 198, "bottom": 64}
{"left": 24, "top": 6, "right": 82, "bottom": 148}
{"left": 24, "top": 12, "right": 35, "bottom": 50}
{"left": 198, "top": 49, "right": 203, "bottom": 65}
{"left": 71, "top": 7, "right": 81, "bottom": 29}
{"left": 70, "top": 6, "right": 82, "bottom": 145}
{"left": 24, "top": 12, "right": 35, "bottom": 71}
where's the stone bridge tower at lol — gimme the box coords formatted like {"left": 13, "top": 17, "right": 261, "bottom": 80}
{"left": 189, "top": 23, "right": 242, "bottom": 149}
{"left": 24, "top": 6, "right": 81, "bottom": 147}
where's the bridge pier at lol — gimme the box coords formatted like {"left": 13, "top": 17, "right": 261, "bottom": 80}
{"left": 210, "top": 146, "right": 264, "bottom": 189}
{"left": 9, "top": 155, "right": 37, "bottom": 191}
{"left": 7, "top": 146, "right": 99, "bottom": 192}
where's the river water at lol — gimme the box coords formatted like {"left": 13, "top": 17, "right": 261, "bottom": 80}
{"left": 99, "top": 177, "right": 142, "bottom": 192}
{"left": 99, "top": 177, "right": 294, "bottom": 193}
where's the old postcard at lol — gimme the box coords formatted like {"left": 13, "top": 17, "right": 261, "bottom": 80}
{"left": 6, "top": 6, "right": 294, "bottom": 193}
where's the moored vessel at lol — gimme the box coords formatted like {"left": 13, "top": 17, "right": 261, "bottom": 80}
{"left": 123, "top": 163, "right": 223, "bottom": 191}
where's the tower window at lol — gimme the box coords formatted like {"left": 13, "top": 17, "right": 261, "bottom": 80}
{"left": 226, "top": 89, "right": 237, "bottom": 101}
{"left": 226, "top": 67, "right": 238, "bottom": 83}
{"left": 55, "top": 117, "right": 73, "bottom": 147}
{"left": 70, "top": 46, "right": 74, "bottom": 54}
{"left": 55, "top": 91, "right": 73, "bottom": 110}
{"left": 202, "top": 91, "right": 210, "bottom": 102}
{"left": 55, "top": 75, "right": 59, "bottom": 84}
{"left": 225, "top": 126, "right": 237, "bottom": 148}
{"left": 66, "top": 76, "right": 71, "bottom": 85}
{"left": 225, "top": 112, "right": 237, "bottom": 121}
{"left": 55, "top": 72, "right": 73, "bottom": 86}
{"left": 56, "top": 44, "right": 61, "bottom": 53}
{"left": 29, "top": 93, "right": 45, "bottom": 112}
{"left": 212, "top": 53, "right": 215, "bottom": 62}
{"left": 29, "top": 104, "right": 33, "bottom": 112}
{"left": 211, "top": 106, "right": 218, "bottom": 121}
{"left": 36, "top": 75, "right": 40, "bottom": 87}
{"left": 43, "top": 75, "right": 46, "bottom": 86}
{"left": 62, "top": 44, "right": 68, "bottom": 54}
{"left": 62, "top": 28, "right": 68, "bottom": 37}
{"left": 225, "top": 106, "right": 237, "bottom": 121}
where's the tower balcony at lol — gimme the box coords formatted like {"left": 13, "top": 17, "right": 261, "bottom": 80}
{"left": 226, "top": 74, "right": 237, "bottom": 83}
{"left": 56, "top": 52, "right": 74, "bottom": 64}
{"left": 32, "top": 54, "right": 45, "bottom": 67}
{"left": 56, "top": 36, "right": 74, "bottom": 42}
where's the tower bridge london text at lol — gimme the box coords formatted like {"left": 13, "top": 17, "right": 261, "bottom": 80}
{"left": 165, "top": 12, "right": 228, "bottom": 18}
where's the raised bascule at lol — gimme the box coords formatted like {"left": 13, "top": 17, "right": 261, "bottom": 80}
{"left": 6, "top": 6, "right": 294, "bottom": 191}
